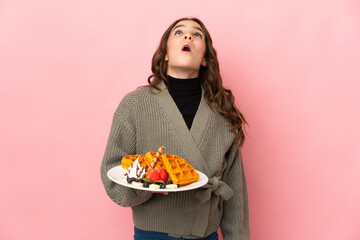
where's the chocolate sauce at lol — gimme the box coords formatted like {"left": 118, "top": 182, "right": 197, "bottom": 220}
{"left": 125, "top": 162, "right": 145, "bottom": 179}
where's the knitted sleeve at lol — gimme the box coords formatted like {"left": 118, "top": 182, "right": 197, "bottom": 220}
{"left": 220, "top": 144, "right": 250, "bottom": 240}
{"left": 100, "top": 95, "right": 153, "bottom": 207}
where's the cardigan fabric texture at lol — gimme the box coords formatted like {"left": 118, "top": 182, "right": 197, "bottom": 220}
{"left": 100, "top": 81, "right": 250, "bottom": 239}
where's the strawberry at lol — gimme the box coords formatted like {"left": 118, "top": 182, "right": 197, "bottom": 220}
{"left": 154, "top": 166, "right": 161, "bottom": 174}
{"left": 160, "top": 169, "right": 168, "bottom": 182}
{"left": 145, "top": 169, "right": 154, "bottom": 179}
{"left": 149, "top": 170, "right": 161, "bottom": 182}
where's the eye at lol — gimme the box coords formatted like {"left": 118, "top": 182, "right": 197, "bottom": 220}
{"left": 194, "top": 32, "right": 203, "bottom": 39}
{"left": 174, "top": 30, "right": 182, "bottom": 35}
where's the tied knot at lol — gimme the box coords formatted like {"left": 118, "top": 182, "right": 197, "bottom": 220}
{"left": 209, "top": 176, "right": 220, "bottom": 193}
{"left": 195, "top": 176, "right": 234, "bottom": 204}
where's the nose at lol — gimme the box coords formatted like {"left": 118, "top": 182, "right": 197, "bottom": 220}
{"left": 184, "top": 35, "right": 192, "bottom": 40}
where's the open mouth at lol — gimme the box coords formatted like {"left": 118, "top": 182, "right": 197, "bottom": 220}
{"left": 182, "top": 44, "right": 191, "bottom": 52}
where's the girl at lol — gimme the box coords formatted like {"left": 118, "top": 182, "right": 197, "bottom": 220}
{"left": 101, "top": 17, "right": 250, "bottom": 240}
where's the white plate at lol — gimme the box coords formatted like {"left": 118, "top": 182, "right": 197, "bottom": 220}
{"left": 107, "top": 166, "right": 209, "bottom": 192}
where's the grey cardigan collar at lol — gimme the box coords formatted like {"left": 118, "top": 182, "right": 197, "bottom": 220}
{"left": 154, "top": 81, "right": 212, "bottom": 176}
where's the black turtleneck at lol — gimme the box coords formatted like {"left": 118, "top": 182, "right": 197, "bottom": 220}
{"left": 165, "top": 75, "right": 202, "bottom": 130}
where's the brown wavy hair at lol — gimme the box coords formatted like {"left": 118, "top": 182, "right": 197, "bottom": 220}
{"left": 147, "top": 17, "right": 247, "bottom": 146}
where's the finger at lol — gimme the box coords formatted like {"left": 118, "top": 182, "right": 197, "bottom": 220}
{"left": 152, "top": 191, "right": 168, "bottom": 195}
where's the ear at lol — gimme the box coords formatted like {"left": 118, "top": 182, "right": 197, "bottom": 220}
{"left": 165, "top": 54, "right": 169, "bottom": 61}
{"left": 201, "top": 58, "right": 207, "bottom": 67}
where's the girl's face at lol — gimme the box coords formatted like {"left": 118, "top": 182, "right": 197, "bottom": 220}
{"left": 165, "top": 20, "right": 207, "bottom": 78}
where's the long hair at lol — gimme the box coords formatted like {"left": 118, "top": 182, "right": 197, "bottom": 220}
{"left": 147, "top": 17, "right": 247, "bottom": 146}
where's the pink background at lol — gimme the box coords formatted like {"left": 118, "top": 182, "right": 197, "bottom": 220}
{"left": 1, "top": 0, "right": 359, "bottom": 239}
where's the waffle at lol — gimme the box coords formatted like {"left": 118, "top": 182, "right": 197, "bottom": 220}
{"left": 161, "top": 154, "right": 199, "bottom": 186}
{"left": 121, "top": 152, "right": 199, "bottom": 186}
{"left": 121, "top": 154, "right": 147, "bottom": 170}
{"left": 144, "top": 152, "right": 166, "bottom": 169}
{"left": 121, "top": 153, "right": 164, "bottom": 170}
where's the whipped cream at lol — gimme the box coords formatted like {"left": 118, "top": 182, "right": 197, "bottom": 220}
{"left": 124, "top": 156, "right": 145, "bottom": 179}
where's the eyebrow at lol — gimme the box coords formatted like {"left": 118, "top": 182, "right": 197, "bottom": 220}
{"left": 172, "top": 24, "right": 204, "bottom": 34}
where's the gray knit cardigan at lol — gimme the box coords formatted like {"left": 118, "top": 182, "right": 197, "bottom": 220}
{"left": 100, "top": 81, "right": 250, "bottom": 239}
